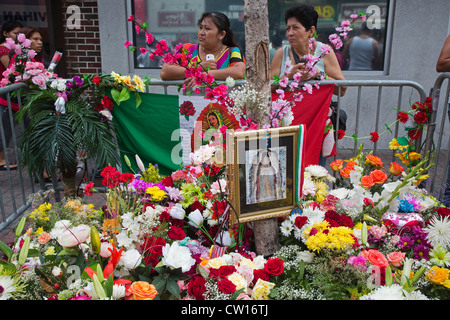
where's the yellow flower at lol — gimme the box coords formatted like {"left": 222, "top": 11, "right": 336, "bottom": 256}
{"left": 146, "top": 186, "right": 166, "bottom": 202}
{"left": 36, "top": 227, "right": 44, "bottom": 235}
{"left": 239, "top": 257, "right": 257, "bottom": 270}
{"left": 45, "top": 246, "right": 55, "bottom": 255}
{"left": 227, "top": 272, "right": 247, "bottom": 291}
{"left": 251, "top": 279, "right": 275, "bottom": 300}
{"left": 207, "top": 257, "right": 227, "bottom": 269}
{"left": 425, "top": 266, "right": 450, "bottom": 287}
{"left": 413, "top": 174, "right": 429, "bottom": 185}
{"left": 389, "top": 138, "right": 406, "bottom": 150}
{"left": 408, "top": 152, "right": 422, "bottom": 161}
{"left": 133, "top": 75, "right": 145, "bottom": 92}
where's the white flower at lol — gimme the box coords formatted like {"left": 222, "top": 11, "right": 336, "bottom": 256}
{"left": 52, "top": 266, "right": 62, "bottom": 277}
{"left": 112, "top": 284, "right": 126, "bottom": 300}
{"left": 100, "top": 242, "right": 113, "bottom": 258}
{"left": 225, "top": 76, "right": 235, "bottom": 88}
{"left": 360, "top": 284, "right": 406, "bottom": 300}
{"left": 119, "top": 249, "right": 142, "bottom": 270}
{"left": 187, "top": 209, "right": 204, "bottom": 228}
{"left": 216, "top": 230, "right": 233, "bottom": 247}
{"left": 297, "top": 250, "right": 315, "bottom": 264}
{"left": 170, "top": 203, "right": 185, "bottom": 220}
{"left": 162, "top": 242, "right": 196, "bottom": 272}
{"left": 210, "top": 179, "right": 227, "bottom": 195}
{"left": 99, "top": 109, "right": 112, "bottom": 121}
{"left": 424, "top": 216, "right": 450, "bottom": 247}
{"left": 57, "top": 224, "right": 90, "bottom": 247}
{"left": 328, "top": 188, "right": 351, "bottom": 200}
{"left": 190, "top": 144, "right": 217, "bottom": 166}
{"left": 280, "top": 219, "right": 293, "bottom": 237}
{"left": 54, "top": 96, "right": 66, "bottom": 114}
{"left": 305, "top": 165, "right": 329, "bottom": 178}
{"left": 0, "top": 275, "right": 18, "bottom": 300}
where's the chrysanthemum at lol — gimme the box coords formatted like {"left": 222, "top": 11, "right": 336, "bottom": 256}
{"left": 280, "top": 219, "right": 293, "bottom": 237}
{"left": 429, "top": 245, "right": 450, "bottom": 267}
{"left": 424, "top": 216, "right": 450, "bottom": 247}
{"left": 0, "top": 275, "right": 21, "bottom": 300}
{"left": 305, "top": 165, "right": 329, "bottom": 178}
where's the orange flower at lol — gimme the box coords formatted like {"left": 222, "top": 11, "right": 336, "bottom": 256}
{"left": 367, "top": 249, "right": 388, "bottom": 269}
{"left": 127, "top": 281, "right": 158, "bottom": 300}
{"left": 361, "top": 175, "right": 375, "bottom": 189}
{"left": 38, "top": 232, "right": 51, "bottom": 244}
{"left": 346, "top": 160, "right": 358, "bottom": 169}
{"left": 365, "top": 154, "right": 383, "bottom": 168}
{"left": 370, "top": 170, "right": 388, "bottom": 184}
{"left": 329, "top": 159, "right": 344, "bottom": 171}
{"left": 340, "top": 166, "right": 353, "bottom": 178}
{"left": 389, "top": 162, "right": 404, "bottom": 176}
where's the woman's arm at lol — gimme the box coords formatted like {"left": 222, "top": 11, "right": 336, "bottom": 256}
{"left": 436, "top": 35, "right": 450, "bottom": 72}
{"left": 160, "top": 63, "right": 187, "bottom": 80}
{"left": 208, "top": 61, "right": 246, "bottom": 80}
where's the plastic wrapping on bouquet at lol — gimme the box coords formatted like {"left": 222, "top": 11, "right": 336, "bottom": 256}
{"left": 381, "top": 212, "right": 425, "bottom": 235}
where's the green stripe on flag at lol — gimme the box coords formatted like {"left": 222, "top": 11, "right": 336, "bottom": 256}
{"left": 111, "top": 90, "right": 182, "bottom": 176}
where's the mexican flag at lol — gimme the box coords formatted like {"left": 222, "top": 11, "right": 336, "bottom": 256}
{"left": 111, "top": 92, "right": 241, "bottom": 176}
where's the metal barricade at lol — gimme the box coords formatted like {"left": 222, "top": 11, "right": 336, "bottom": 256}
{"left": 423, "top": 73, "right": 450, "bottom": 202}
{"left": 0, "top": 83, "right": 45, "bottom": 233}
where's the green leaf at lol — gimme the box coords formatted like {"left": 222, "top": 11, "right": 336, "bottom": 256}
{"left": 135, "top": 91, "right": 142, "bottom": 108}
{"left": 166, "top": 278, "right": 180, "bottom": 298}
{"left": 0, "top": 240, "right": 13, "bottom": 260}
{"left": 152, "top": 275, "right": 167, "bottom": 294}
{"left": 397, "top": 136, "right": 409, "bottom": 146}
{"left": 93, "top": 273, "right": 107, "bottom": 299}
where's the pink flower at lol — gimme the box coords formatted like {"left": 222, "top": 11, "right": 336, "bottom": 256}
{"left": 27, "top": 49, "right": 37, "bottom": 59}
{"left": 145, "top": 32, "right": 154, "bottom": 44}
{"left": 387, "top": 252, "right": 406, "bottom": 268}
{"left": 348, "top": 256, "right": 367, "bottom": 271}
{"left": 17, "top": 33, "right": 27, "bottom": 44}
{"left": 32, "top": 74, "right": 48, "bottom": 90}
{"left": 124, "top": 41, "right": 133, "bottom": 49}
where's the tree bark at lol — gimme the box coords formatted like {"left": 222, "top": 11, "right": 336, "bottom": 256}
{"left": 244, "top": 0, "right": 280, "bottom": 257}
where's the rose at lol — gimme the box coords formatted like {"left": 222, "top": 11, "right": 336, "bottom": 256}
{"left": 127, "top": 281, "right": 158, "bottom": 300}
{"left": 252, "top": 269, "right": 270, "bottom": 284}
{"left": 188, "top": 276, "right": 207, "bottom": 300}
{"left": 425, "top": 266, "right": 450, "bottom": 287}
{"left": 84, "top": 181, "right": 95, "bottom": 196}
{"left": 370, "top": 131, "right": 379, "bottom": 142}
{"left": 57, "top": 224, "right": 90, "bottom": 247}
{"left": 408, "top": 128, "right": 421, "bottom": 140}
{"left": 167, "top": 226, "right": 186, "bottom": 241}
{"left": 162, "top": 242, "right": 196, "bottom": 272}
{"left": 264, "top": 258, "right": 284, "bottom": 276}
{"left": 218, "top": 278, "right": 237, "bottom": 294}
{"left": 370, "top": 170, "right": 388, "bottom": 184}
{"left": 387, "top": 251, "right": 406, "bottom": 268}
{"left": 179, "top": 101, "right": 195, "bottom": 117}
{"left": 187, "top": 209, "right": 203, "bottom": 228}
{"left": 367, "top": 249, "right": 389, "bottom": 269}
{"left": 297, "top": 251, "right": 315, "bottom": 264}
{"left": 38, "top": 232, "right": 51, "bottom": 244}
{"left": 218, "top": 265, "right": 236, "bottom": 278}
{"left": 251, "top": 279, "right": 275, "bottom": 300}
{"left": 365, "top": 154, "right": 383, "bottom": 168}
{"left": 413, "top": 111, "right": 428, "bottom": 124}
{"left": 329, "top": 159, "right": 343, "bottom": 171}
{"left": 361, "top": 175, "right": 375, "bottom": 189}
{"left": 101, "top": 96, "right": 114, "bottom": 110}
{"left": 119, "top": 248, "right": 142, "bottom": 270}
{"left": 389, "top": 162, "right": 404, "bottom": 175}
{"left": 227, "top": 272, "right": 247, "bottom": 291}
{"left": 100, "top": 242, "right": 113, "bottom": 258}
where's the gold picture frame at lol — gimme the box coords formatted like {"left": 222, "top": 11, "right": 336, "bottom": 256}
{"left": 226, "top": 126, "right": 303, "bottom": 225}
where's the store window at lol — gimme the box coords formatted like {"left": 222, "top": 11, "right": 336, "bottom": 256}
{"left": 130, "top": 0, "right": 391, "bottom": 73}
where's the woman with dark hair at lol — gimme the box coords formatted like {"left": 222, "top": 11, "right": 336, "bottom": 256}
{"left": 0, "top": 21, "right": 23, "bottom": 81}
{"left": 160, "top": 12, "right": 245, "bottom": 85}
{"left": 270, "top": 4, "right": 346, "bottom": 95}
{"left": 18, "top": 27, "right": 45, "bottom": 63}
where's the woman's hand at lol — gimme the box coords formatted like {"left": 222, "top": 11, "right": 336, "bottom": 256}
{"left": 288, "top": 62, "right": 317, "bottom": 81}
{"left": 199, "top": 60, "right": 217, "bottom": 71}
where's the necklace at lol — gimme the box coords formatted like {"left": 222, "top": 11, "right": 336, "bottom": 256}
{"left": 201, "top": 44, "right": 227, "bottom": 61}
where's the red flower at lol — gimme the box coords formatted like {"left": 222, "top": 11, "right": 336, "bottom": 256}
{"left": 119, "top": 172, "right": 135, "bottom": 184}
{"left": 167, "top": 226, "right": 186, "bottom": 241}
{"left": 434, "top": 207, "right": 450, "bottom": 219}
{"left": 161, "top": 176, "right": 174, "bottom": 187}
{"left": 211, "top": 200, "right": 228, "bottom": 220}
{"left": 253, "top": 269, "right": 270, "bottom": 284}
{"left": 408, "top": 128, "right": 422, "bottom": 140}
{"left": 264, "top": 258, "right": 284, "bottom": 277}
{"left": 101, "top": 96, "right": 114, "bottom": 110}
{"left": 218, "top": 278, "right": 237, "bottom": 294}
{"left": 413, "top": 111, "right": 428, "bottom": 124}
{"left": 370, "top": 131, "right": 379, "bottom": 142}
{"left": 337, "top": 129, "right": 345, "bottom": 140}
{"left": 397, "top": 112, "right": 409, "bottom": 123}
{"left": 218, "top": 265, "right": 236, "bottom": 278}
{"left": 294, "top": 216, "right": 308, "bottom": 229}
{"left": 92, "top": 76, "right": 101, "bottom": 85}
{"left": 179, "top": 101, "right": 195, "bottom": 117}
{"left": 84, "top": 181, "right": 95, "bottom": 196}
{"left": 188, "top": 277, "right": 207, "bottom": 300}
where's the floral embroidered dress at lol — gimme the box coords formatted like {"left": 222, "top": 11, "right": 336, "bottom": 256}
{"left": 180, "top": 43, "right": 245, "bottom": 69}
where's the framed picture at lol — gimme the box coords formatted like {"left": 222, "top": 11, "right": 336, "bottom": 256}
{"left": 226, "top": 125, "right": 304, "bottom": 225}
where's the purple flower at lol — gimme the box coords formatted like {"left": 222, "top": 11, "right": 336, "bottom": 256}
{"left": 397, "top": 235, "right": 414, "bottom": 250}
{"left": 413, "top": 243, "right": 430, "bottom": 260}
{"left": 73, "top": 76, "right": 83, "bottom": 87}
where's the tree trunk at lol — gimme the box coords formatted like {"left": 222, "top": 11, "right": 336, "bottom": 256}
{"left": 244, "top": 0, "right": 280, "bottom": 257}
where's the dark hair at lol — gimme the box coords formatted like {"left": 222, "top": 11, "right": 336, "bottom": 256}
{"left": 198, "top": 12, "right": 238, "bottom": 48}
{"left": 0, "top": 21, "right": 24, "bottom": 43}
{"left": 285, "top": 4, "right": 318, "bottom": 31}
{"left": 19, "top": 27, "right": 44, "bottom": 62}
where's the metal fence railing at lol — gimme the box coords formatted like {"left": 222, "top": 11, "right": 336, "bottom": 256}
{"left": 0, "top": 76, "right": 447, "bottom": 232}
{"left": 0, "top": 83, "right": 45, "bottom": 233}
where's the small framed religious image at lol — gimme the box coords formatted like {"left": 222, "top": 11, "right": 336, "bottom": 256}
{"left": 226, "top": 125, "right": 305, "bottom": 225}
